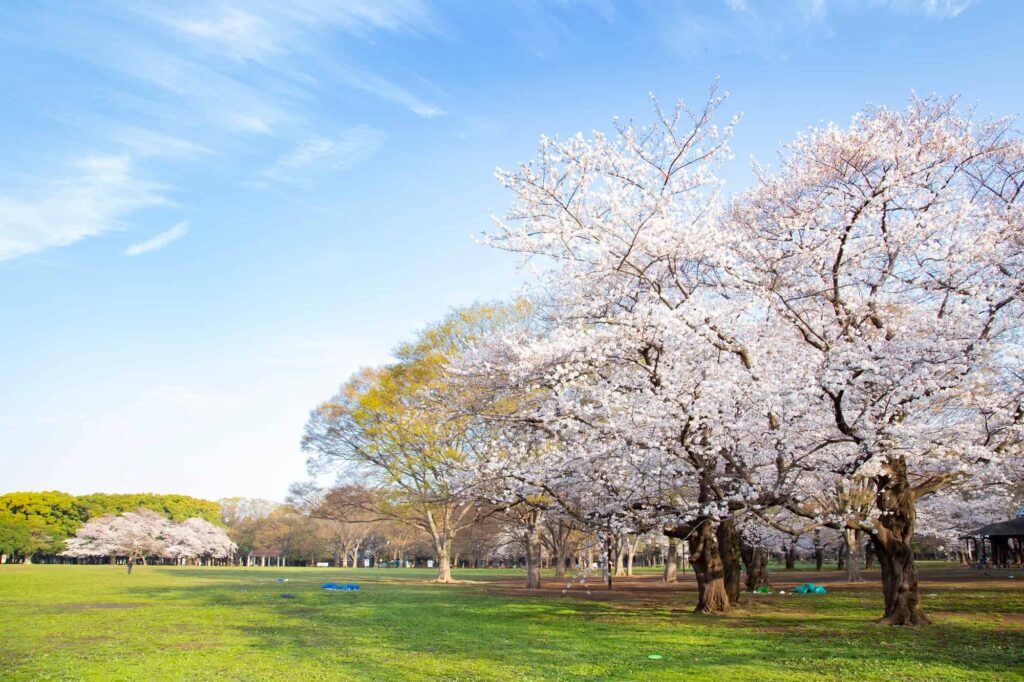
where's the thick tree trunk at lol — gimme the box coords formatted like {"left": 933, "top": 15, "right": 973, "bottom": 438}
{"left": 873, "top": 456, "right": 928, "bottom": 626}
{"left": 814, "top": 529, "right": 824, "bottom": 571}
{"left": 435, "top": 543, "right": 454, "bottom": 583}
{"left": 716, "top": 519, "right": 742, "bottom": 604}
{"left": 843, "top": 529, "right": 863, "bottom": 582}
{"left": 739, "top": 541, "right": 771, "bottom": 592}
{"left": 614, "top": 536, "right": 626, "bottom": 577}
{"left": 663, "top": 536, "right": 680, "bottom": 583}
{"left": 525, "top": 523, "right": 543, "bottom": 590}
{"left": 837, "top": 544, "right": 846, "bottom": 571}
{"left": 686, "top": 519, "right": 730, "bottom": 614}
{"left": 864, "top": 541, "right": 876, "bottom": 569}
{"left": 784, "top": 542, "right": 796, "bottom": 570}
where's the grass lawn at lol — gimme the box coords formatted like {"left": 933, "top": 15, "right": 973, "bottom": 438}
{"left": 0, "top": 564, "right": 1021, "bottom": 681}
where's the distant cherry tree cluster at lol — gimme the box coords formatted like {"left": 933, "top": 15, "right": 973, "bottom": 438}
{"left": 62, "top": 509, "right": 236, "bottom": 565}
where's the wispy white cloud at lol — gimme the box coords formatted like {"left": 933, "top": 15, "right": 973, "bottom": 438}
{"left": 0, "top": 155, "right": 168, "bottom": 261}
{"left": 553, "top": 0, "right": 617, "bottom": 23}
{"left": 801, "top": 0, "right": 827, "bottom": 22}
{"left": 680, "top": 0, "right": 972, "bottom": 57}
{"left": 878, "top": 0, "right": 973, "bottom": 17}
{"left": 41, "top": 109, "right": 213, "bottom": 161}
{"left": 799, "top": 0, "right": 973, "bottom": 22}
{"left": 106, "top": 124, "right": 212, "bottom": 160}
{"left": 149, "top": 0, "right": 439, "bottom": 61}
{"left": 328, "top": 64, "right": 446, "bottom": 118}
{"left": 139, "top": 1, "right": 446, "bottom": 118}
{"left": 260, "top": 126, "right": 385, "bottom": 186}
{"left": 162, "top": 7, "right": 285, "bottom": 62}
{"left": 103, "top": 45, "right": 292, "bottom": 135}
{"left": 125, "top": 220, "right": 189, "bottom": 256}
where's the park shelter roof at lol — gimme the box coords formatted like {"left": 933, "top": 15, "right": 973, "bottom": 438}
{"left": 966, "top": 517, "right": 1024, "bottom": 539}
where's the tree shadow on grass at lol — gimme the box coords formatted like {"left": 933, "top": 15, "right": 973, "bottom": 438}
{"left": 118, "top": 570, "right": 1024, "bottom": 681}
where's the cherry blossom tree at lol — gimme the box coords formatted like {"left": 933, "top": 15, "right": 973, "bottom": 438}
{"left": 730, "top": 95, "right": 1024, "bottom": 624}
{"left": 163, "top": 518, "right": 237, "bottom": 564}
{"left": 476, "top": 89, "right": 1023, "bottom": 624}
{"left": 480, "top": 87, "right": 819, "bottom": 613}
{"left": 62, "top": 510, "right": 235, "bottom": 565}
{"left": 62, "top": 509, "right": 169, "bottom": 563}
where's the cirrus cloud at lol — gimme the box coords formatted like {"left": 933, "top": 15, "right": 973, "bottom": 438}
{"left": 125, "top": 220, "right": 189, "bottom": 256}
{"left": 0, "top": 155, "right": 168, "bottom": 262}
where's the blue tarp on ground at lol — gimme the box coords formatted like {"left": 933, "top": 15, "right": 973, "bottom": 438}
{"left": 793, "top": 583, "right": 828, "bottom": 594}
{"left": 322, "top": 583, "right": 360, "bottom": 591}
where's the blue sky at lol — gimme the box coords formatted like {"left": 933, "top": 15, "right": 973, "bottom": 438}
{"left": 2, "top": 0, "right": 1021, "bottom": 501}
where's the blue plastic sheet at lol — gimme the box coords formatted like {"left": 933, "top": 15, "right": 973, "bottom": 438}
{"left": 793, "top": 582, "right": 827, "bottom": 594}
{"left": 322, "top": 582, "right": 360, "bottom": 591}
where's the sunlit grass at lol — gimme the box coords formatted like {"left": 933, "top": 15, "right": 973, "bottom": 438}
{"left": 0, "top": 565, "right": 1020, "bottom": 680}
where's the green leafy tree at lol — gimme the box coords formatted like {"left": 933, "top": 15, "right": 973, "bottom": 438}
{"left": 0, "top": 515, "right": 58, "bottom": 563}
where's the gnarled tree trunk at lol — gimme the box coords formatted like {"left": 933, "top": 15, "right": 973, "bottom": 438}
{"left": 686, "top": 518, "right": 730, "bottom": 614}
{"left": 716, "top": 518, "right": 741, "bottom": 604}
{"left": 873, "top": 456, "right": 928, "bottom": 626}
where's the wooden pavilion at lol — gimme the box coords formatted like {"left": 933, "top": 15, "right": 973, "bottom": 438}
{"left": 964, "top": 511, "right": 1024, "bottom": 568}
{"left": 246, "top": 549, "right": 284, "bottom": 567}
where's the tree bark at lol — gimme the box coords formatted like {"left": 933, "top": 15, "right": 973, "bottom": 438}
{"left": 739, "top": 541, "right": 771, "bottom": 591}
{"left": 524, "top": 522, "right": 543, "bottom": 590}
{"left": 614, "top": 536, "right": 627, "bottom": 577}
{"left": 784, "top": 541, "right": 796, "bottom": 570}
{"left": 716, "top": 519, "right": 742, "bottom": 604}
{"left": 873, "top": 456, "right": 928, "bottom": 626}
{"left": 814, "top": 529, "right": 824, "bottom": 571}
{"left": 553, "top": 534, "right": 568, "bottom": 578}
{"left": 604, "top": 535, "right": 613, "bottom": 590}
{"left": 662, "top": 536, "right": 679, "bottom": 583}
{"left": 843, "top": 529, "right": 863, "bottom": 582}
{"left": 686, "top": 519, "right": 730, "bottom": 614}
{"left": 625, "top": 536, "right": 638, "bottom": 577}
{"left": 434, "top": 542, "right": 454, "bottom": 583}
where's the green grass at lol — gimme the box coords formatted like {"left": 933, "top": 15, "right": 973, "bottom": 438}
{"left": 0, "top": 565, "right": 1021, "bottom": 681}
